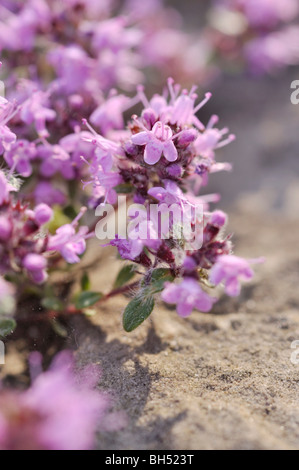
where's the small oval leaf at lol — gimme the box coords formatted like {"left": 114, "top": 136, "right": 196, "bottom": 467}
{"left": 123, "top": 294, "right": 154, "bottom": 332}
{"left": 75, "top": 291, "right": 103, "bottom": 309}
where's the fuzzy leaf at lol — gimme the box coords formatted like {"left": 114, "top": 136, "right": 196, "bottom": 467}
{"left": 123, "top": 293, "right": 154, "bottom": 332}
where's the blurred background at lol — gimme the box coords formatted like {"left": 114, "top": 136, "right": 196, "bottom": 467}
{"left": 170, "top": 0, "right": 299, "bottom": 218}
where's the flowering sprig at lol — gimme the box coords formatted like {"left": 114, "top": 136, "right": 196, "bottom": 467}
{"left": 79, "top": 79, "right": 262, "bottom": 331}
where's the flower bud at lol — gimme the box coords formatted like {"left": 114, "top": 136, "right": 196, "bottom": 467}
{"left": 23, "top": 254, "right": 47, "bottom": 272}
{"left": 210, "top": 210, "right": 227, "bottom": 227}
{"left": 176, "top": 128, "right": 198, "bottom": 146}
{"left": 34, "top": 204, "right": 53, "bottom": 226}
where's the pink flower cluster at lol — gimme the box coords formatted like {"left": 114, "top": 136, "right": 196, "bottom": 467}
{"left": 81, "top": 79, "right": 262, "bottom": 318}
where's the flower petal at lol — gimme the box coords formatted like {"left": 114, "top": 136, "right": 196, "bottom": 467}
{"left": 144, "top": 141, "right": 163, "bottom": 165}
{"left": 163, "top": 140, "right": 178, "bottom": 162}
{"left": 131, "top": 131, "right": 151, "bottom": 146}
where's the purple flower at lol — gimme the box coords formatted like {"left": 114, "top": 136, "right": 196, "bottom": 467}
{"left": 131, "top": 121, "right": 178, "bottom": 165}
{"left": 148, "top": 180, "right": 186, "bottom": 205}
{"left": 4, "top": 140, "right": 37, "bottom": 178}
{"left": 0, "top": 351, "right": 124, "bottom": 450}
{"left": 162, "top": 278, "right": 217, "bottom": 317}
{"left": 209, "top": 255, "right": 255, "bottom": 296}
{"left": 245, "top": 26, "right": 299, "bottom": 74}
{"left": 95, "top": 171, "right": 123, "bottom": 205}
{"left": 59, "top": 131, "right": 96, "bottom": 169}
{"left": 20, "top": 91, "right": 56, "bottom": 138}
{"left": 34, "top": 182, "right": 66, "bottom": 206}
{"left": 48, "top": 46, "right": 92, "bottom": 95}
{"left": 90, "top": 94, "right": 130, "bottom": 136}
{"left": 0, "top": 125, "right": 16, "bottom": 154}
{"left": 48, "top": 208, "right": 91, "bottom": 264}
{"left": 0, "top": 95, "right": 17, "bottom": 154}
{"left": 38, "top": 144, "right": 74, "bottom": 180}
{"left": 234, "top": 0, "right": 298, "bottom": 29}
{"left": 193, "top": 115, "right": 235, "bottom": 160}
{"left": 48, "top": 225, "right": 88, "bottom": 264}
{"left": 110, "top": 237, "right": 144, "bottom": 261}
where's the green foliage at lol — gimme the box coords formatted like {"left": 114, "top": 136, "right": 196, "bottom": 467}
{"left": 113, "top": 264, "right": 136, "bottom": 289}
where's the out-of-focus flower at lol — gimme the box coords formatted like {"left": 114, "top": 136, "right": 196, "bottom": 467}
{"left": 20, "top": 91, "right": 56, "bottom": 138}
{"left": 33, "top": 204, "right": 53, "bottom": 226}
{"left": 0, "top": 351, "right": 124, "bottom": 450}
{"left": 48, "top": 208, "right": 92, "bottom": 264}
{"left": 208, "top": 0, "right": 299, "bottom": 74}
{"left": 245, "top": 26, "right": 299, "bottom": 74}
{"left": 4, "top": 140, "right": 37, "bottom": 178}
{"left": 34, "top": 182, "right": 66, "bottom": 206}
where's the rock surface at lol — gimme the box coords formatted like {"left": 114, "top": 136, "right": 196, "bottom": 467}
{"left": 69, "top": 208, "right": 299, "bottom": 450}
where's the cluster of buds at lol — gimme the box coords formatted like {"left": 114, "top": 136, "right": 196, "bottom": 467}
{"left": 0, "top": 168, "right": 92, "bottom": 286}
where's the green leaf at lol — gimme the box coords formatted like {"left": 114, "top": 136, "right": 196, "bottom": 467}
{"left": 0, "top": 318, "right": 17, "bottom": 337}
{"left": 75, "top": 291, "right": 103, "bottom": 309}
{"left": 113, "top": 264, "right": 136, "bottom": 289}
{"left": 123, "top": 293, "right": 155, "bottom": 332}
{"left": 41, "top": 297, "right": 64, "bottom": 312}
{"left": 81, "top": 272, "right": 91, "bottom": 291}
